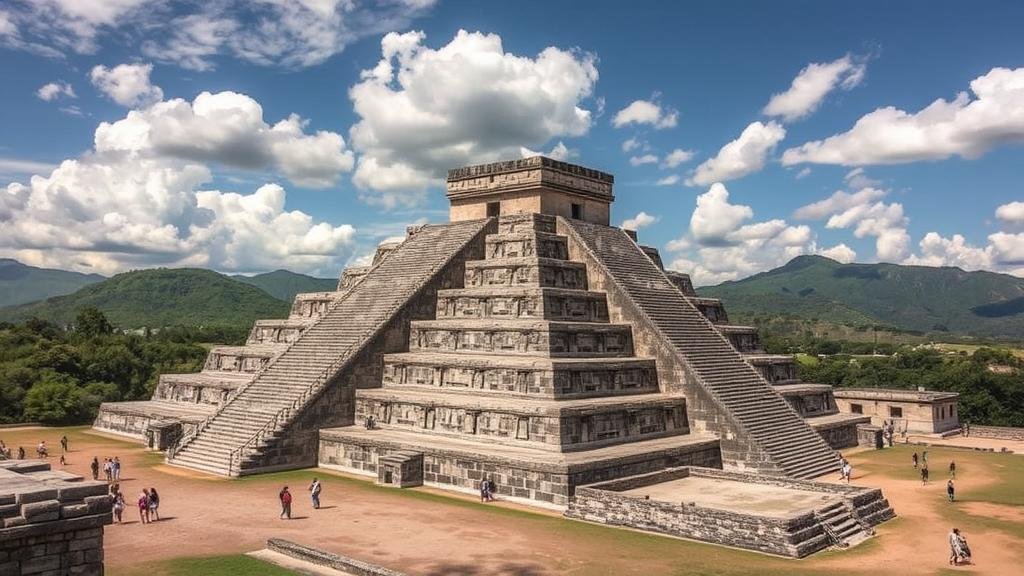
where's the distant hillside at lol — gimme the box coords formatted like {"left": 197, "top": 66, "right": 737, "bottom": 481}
{"left": 697, "top": 255, "right": 1024, "bottom": 339}
{"left": 0, "top": 259, "right": 105, "bottom": 308}
{"left": 0, "top": 268, "right": 290, "bottom": 329}
{"left": 232, "top": 269, "right": 336, "bottom": 302}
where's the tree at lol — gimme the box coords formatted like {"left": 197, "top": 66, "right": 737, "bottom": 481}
{"left": 22, "top": 377, "right": 84, "bottom": 424}
{"left": 75, "top": 307, "right": 112, "bottom": 338}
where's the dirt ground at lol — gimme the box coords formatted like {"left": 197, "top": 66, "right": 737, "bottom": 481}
{"left": 1, "top": 426, "right": 1021, "bottom": 576}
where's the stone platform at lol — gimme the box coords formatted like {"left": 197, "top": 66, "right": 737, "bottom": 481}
{"left": 319, "top": 427, "right": 721, "bottom": 508}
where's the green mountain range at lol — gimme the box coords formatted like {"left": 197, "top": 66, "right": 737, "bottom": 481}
{"left": 0, "top": 258, "right": 105, "bottom": 308}
{"left": 697, "top": 255, "right": 1024, "bottom": 339}
{"left": 232, "top": 269, "right": 336, "bottom": 302}
{"left": 0, "top": 268, "right": 290, "bottom": 328}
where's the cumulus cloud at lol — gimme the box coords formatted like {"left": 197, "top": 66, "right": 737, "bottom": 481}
{"left": 3, "top": 1, "right": 435, "bottom": 71}
{"left": 94, "top": 91, "right": 353, "bottom": 188}
{"left": 661, "top": 148, "right": 694, "bottom": 168}
{"left": 795, "top": 167, "right": 811, "bottom": 179}
{"left": 819, "top": 243, "right": 857, "bottom": 263}
{"left": 665, "top": 183, "right": 817, "bottom": 285}
{"left": 36, "top": 81, "right": 75, "bottom": 101}
{"left": 0, "top": 107, "right": 356, "bottom": 275}
{"left": 687, "top": 121, "right": 785, "bottom": 186}
{"left": 621, "top": 137, "right": 641, "bottom": 152}
{"left": 792, "top": 187, "right": 886, "bottom": 220}
{"left": 348, "top": 29, "right": 598, "bottom": 207}
{"left": 611, "top": 98, "right": 678, "bottom": 130}
{"left": 520, "top": 141, "right": 574, "bottom": 161}
{"left": 655, "top": 174, "right": 680, "bottom": 186}
{"left": 904, "top": 233, "right": 994, "bottom": 270}
{"left": 843, "top": 167, "right": 880, "bottom": 189}
{"left": 782, "top": 67, "right": 1024, "bottom": 166}
{"left": 996, "top": 201, "right": 1024, "bottom": 225}
{"left": 629, "top": 154, "right": 658, "bottom": 166}
{"left": 763, "top": 55, "right": 866, "bottom": 122}
{"left": 622, "top": 211, "right": 657, "bottom": 231}
{"left": 90, "top": 63, "right": 163, "bottom": 107}
{"left": 794, "top": 187, "right": 909, "bottom": 261}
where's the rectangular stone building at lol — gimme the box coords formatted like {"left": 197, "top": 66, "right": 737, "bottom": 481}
{"left": 833, "top": 388, "right": 960, "bottom": 434}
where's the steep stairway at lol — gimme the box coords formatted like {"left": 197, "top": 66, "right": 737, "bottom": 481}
{"left": 563, "top": 218, "right": 839, "bottom": 479}
{"left": 167, "top": 219, "right": 491, "bottom": 475}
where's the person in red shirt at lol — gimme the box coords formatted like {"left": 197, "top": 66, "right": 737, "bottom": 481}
{"left": 279, "top": 486, "right": 292, "bottom": 520}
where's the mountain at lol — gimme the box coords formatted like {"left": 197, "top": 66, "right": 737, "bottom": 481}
{"left": 232, "top": 269, "right": 336, "bottom": 302}
{"left": 697, "top": 255, "right": 1024, "bottom": 339}
{"left": 0, "top": 268, "right": 290, "bottom": 328}
{"left": 0, "top": 259, "right": 105, "bottom": 308}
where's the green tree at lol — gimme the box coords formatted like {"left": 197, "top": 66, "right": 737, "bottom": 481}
{"left": 75, "top": 307, "right": 112, "bottom": 338}
{"left": 22, "top": 376, "right": 85, "bottom": 424}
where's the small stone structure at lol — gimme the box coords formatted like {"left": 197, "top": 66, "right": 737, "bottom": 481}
{"left": 0, "top": 460, "right": 112, "bottom": 575}
{"left": 566, "top": 466, "right": 894, "bottom": 558}
{"left": 834, "top": 388, "right": 960, "bottom": 434}
{"left": 376, "top": 451, "right": 424, "bottom": 488}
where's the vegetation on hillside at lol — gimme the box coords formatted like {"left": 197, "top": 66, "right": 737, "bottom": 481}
{"left": 232, "top": 269, "right": 336, "bottom": 302}
{"left": 698, "top": 255, "right": 1024, "bottom": 339}
{"left": 0, "top": 258, "right": 104, "bottom": 308}
{"left": 0, "top": 268, "right": 290, "bottom": 330}
{"left": 0, "top": 310, "right": 210, "bottom": 425}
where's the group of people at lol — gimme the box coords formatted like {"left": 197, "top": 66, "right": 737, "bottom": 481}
{"left": 109, "top": 485, "right": 161, "bottom": 524}
{"left": 0, "top": 439, "right": 13, "bottom": 459}
{"left": 90, "top": 456, "right": 123, "bottom": 482}
{"left": 480, "top": 477, "right": 498, "bottom": 501}
{"left": 949, "top": 527, "right": 972, "bottom": 565}
{"left": 278, "top": 478, "right": 324, "bottom": 519}
{"left": 880, "top": 420, "right": 898, "bottom": 447}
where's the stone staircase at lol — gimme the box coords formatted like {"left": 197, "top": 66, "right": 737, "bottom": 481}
{"left": 563, "top": 218, "right": 839, "bottom": 479}
{"left": 167, "top": 219, "right": 491, "bottom": 476}
{"left": 814, "top": 501, "right": 871, "bottom": 548}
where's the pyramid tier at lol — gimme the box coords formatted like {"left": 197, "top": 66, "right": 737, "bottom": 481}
{"left": 381, "top": 351, "right": 659, "bottom": 398}
{"left": 436, "top": 286, "right": 609, "bottom": 322}
{"left": 408, "top": 318, "right": 634, "bottom": 358}
{"left": 247, "top": 318, "right": 314, "bottom": 345}
{"left": 742, "top": 353, "right": 799, "bottom": 385}
{"left": 485, "top": 230, "right": 569, "bottom": 260}
{"left": 464, "top": 256, "right": 588, "bottom": 289}
{"left": 716, "top": 324, "right": 763, "bottom": 353}
{"left": 356, "top": 388, "right": 688, "bottom": 452}
{"left": 203, "top": 343, "right": 287, "bottom": 373}
{"left": 154, "top": 370, "right": 253, "bottom": 405}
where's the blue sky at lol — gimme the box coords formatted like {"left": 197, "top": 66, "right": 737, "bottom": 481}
{"left": 1, "top": 0, "right": 1022, "bottom": 284}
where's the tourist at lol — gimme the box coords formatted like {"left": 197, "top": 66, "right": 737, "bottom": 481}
{"left": 922, "top": 450, "right": 928, "bottom": 466}
{"left": 60, "top": 435, "right": 68, "bottom": 453}
{"left": 838, "top": 457, "right": 847, "bottom": 481}
{"left": 59, "top": 454, "right": 66, "bottom": 466}
{"left": 921, "top": 465, "right": 930, "bottom": 485}
{"left": 912, "top": 452, "right": 919, "bottom": 469}
{"left": 949, "top": 460, "right": 956, "bottom": 479}
{"left": 486, "top": 478, "right": 497, "bottom": 501}
{"left": 109, "top": 483, "right": 119, "bottom": 497}
{"left": 36, "top": 441, "right": 47, "bottom": 458}
{"left": 113, "top": 457, "right": 122, "bottom": 481}
{"left": 112, "top": 491, "right": 125, "bottom": 524}
{"left": 947, "top": 479, "right": 955, "bottom": 502}
{"left": 949, "top": 527, "right": 971, "bottom": 565}
{"left": 90, "top": 457, "right": 100, "bottom": 480}
{"left": 480, "top": 478, "right": 495, "bottom": 502}
{"left": 148, "top": 487, "right": 160, "bottom": 521}
{"left": 964, "top": 421, "right": 971, "bottom": 437}
{"left": 17, "top": 446, "right": 25, "bottom": 460}
{"left": 842, "top": 460, "right": 853, "bottom": 484}
{"left": 103, "top": 458, "right": 113, "bottom": 482}
{"left": 279, "top": 486, "right": 293, "bottom": 519}
{"left": 138, "top": 490, "right": 150, "bottom": 524}
{"left": 308, "top": 478, "right": 322, "bottom": 509}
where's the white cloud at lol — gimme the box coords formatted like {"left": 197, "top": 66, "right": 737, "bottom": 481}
{"left": 36, "top": 81, "right": 76, "bottom": 101}
{"left": 612, "top": 98, "right": 678, "bottom": 130}
{"left": 796, "top": 187, "right": 910, "bottom": 262}
{"left": 622, "top": 211, "right": 657, "bottom": 230}
{"left": 655, "top": 174, "right": 680, "bottom": 186}
{"left": 819, "top": 243, "right": 857, "bottom": 263}
{"left": 0, "top": 158, "right": 57, "bottom": 180}
{"left": 520, "top": 141, "right": 574, "bottom": 161}
{"left": 990, "top": 232, "right": 1024, "bottom": 266}
{"left": 795, "top": 167, "right": 811, "bottom": 179}
{"left": 996, "top": 201, "right": 1024, "bottom": 225}
{"left": 621, "top": 137, "right": 641, "bottom": 152}
{"left": 661, "top": 148, "right": 694, "bottom": 168}
{"left": 763, "top": 55, "right": 866, "bottom": 122}
{"left": 90, "top": 63, "right": 163, "bottom": 107}
{"left": 629, "top": 154, "right": 658, "bottom": 166}
{"left": 782, "top": 67, "right": 1024, "bottom": 166}
{"left": 843, "top": 167, "right": 880, "bottom": 189}
{"left": 3, "top": 1, "right": 435, "bottom": 71}
{"left": 687, "top": 121, "right": 785, "bottom": 186}
{"left": 904, "top": 233, "right": 993, "bottom": 270}
{"left": 94, "top": 91, "right": 353, "bottom": 188}
{"left": 793, "top": 187, "right": 887, "bottom": 220}
{"left": 348, "top": 30, "right": 598, "bottom": 207}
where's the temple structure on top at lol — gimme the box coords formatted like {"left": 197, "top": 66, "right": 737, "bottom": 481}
{"left": 94, "top": 156, "right": 900, "bottom": 556}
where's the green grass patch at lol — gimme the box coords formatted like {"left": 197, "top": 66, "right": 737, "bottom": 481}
{"left": 795, "top": 353, "right": 819, "bottom": 366}
{"left": 129, "top": 554, "right": 298, "bottom": 576}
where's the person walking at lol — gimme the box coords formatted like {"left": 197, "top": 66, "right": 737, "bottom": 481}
{"left": 947, "top": 479, "right": 955, "bottom": 502}
{"left": 148, "top": 487, "right": 160, "bottom": 521}
{"left": 949, "top": 460, "right": 956, "bottom": 479}
{"left": 922, "top": 450, "right": 928, "bottom": 466}
{"left": 112, "top": 491, "right": 125, "bottom": 524}
{"left": 60, "top": 435, "right": 68, "bottom": 453}
{"left": 90, "top": 457, "right": 99, "bottom": 481}
{"left": 279, "top": 487, "right": 292, "bottom": 519}
{"left": 112, "top": 457, "right": 121, "bottom": 481}
{"left": 308, "top": 478, "right": 322, "bottom": 509}
{"left": 842, "top": 460, "right": 853, "bottom": 484}
{"left": 17, "top": 446, "right": 24, "bottom": 460}
{"left": 103, "top": 458, "right": 112, "bottom": 482}
{"left": 921, "top": 465, "right": 930, "bottom": 485}
{"left": 138, "top": 490, "right": 150, "bottom": 525}
{"left": 912, "top": 452, "right": 919, "bottom": 469}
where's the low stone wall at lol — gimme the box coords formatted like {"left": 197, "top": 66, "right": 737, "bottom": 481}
{"left": 92, "top": 405, "right": 151, "bottom": 439}
{"left": 266, "top": 538, "right": 405, "bottom": 576}
{"left": 816, "top": 422, "right": 859, "bottom": 449}
{"left": 0, "top": 460, "right": 112, "bottom": 575}
{"left": 565, "top": 466, "right": 894, "bottom": 558}
{"left": 968, "top": 425, "right": 1024, "bottom": 442}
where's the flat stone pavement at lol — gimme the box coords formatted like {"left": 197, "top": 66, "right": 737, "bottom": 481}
{"left": 621, "top": 476, "right": 840, "bottom": 518}
{"left": 1, "top": 426, "right": 1021, "bottom": 576}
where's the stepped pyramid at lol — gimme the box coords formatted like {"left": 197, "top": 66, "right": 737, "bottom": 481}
{"left": 94, "top": 156, "right": 863, "bottom": 502}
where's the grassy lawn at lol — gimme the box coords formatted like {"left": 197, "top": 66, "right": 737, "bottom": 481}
{"left": 120, "top": 554, "right": 299, "bottom": 576}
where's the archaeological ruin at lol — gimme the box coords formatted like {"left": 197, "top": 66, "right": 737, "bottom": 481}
{"left": 94, "top": 156, "right": 898, "bottom": 555}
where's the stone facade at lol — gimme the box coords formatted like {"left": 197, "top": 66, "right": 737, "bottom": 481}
{"left": 967, "top": 425, "right": 1024, "bottom": 442}
{"left": 834, "top": 389, "right": 960, "bottom": 434}
{"left": 0, "top": 460, "right": 112, "bottom": 576}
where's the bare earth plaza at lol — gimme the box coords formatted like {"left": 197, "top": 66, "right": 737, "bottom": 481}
{"left": 3, "top": 158, "right": 1023, "bottom": 575}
